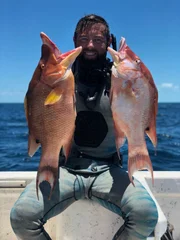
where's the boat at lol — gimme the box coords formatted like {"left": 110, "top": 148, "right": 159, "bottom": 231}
{"left": 0, "top": 171, "right": 179, "bottom": 240}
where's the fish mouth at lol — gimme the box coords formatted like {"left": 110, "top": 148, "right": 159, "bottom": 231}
{"left": 40, "top": 32, "right": 82, "bottom": 63}
{"left": 40, "top": 32, "right": 62, "bottom": 59}
{"left": 107, "top": 47, "right": 119, "bottom": 66}
{"left": 59, "top": 46, "right": 82, "bottom": 73}
{"left": 119, "top": 37, "right": 126, "bottom": 52}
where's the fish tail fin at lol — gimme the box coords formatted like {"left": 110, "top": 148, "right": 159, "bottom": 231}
{"left": 36, "top": 156, "right": 59, "bottom": 200}
{"left": 128, "top": 145, "right": 154, "bottom": 186}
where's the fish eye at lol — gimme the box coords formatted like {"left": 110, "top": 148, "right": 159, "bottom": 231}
{"left": 135, "top": 59, "right": 141, "bottom": 64}
{"left": 41, "top": 63, "right": 45, "bottom": 69}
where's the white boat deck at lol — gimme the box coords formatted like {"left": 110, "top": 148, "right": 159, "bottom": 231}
{"left": 0, "top": 171, "right": 180, "bottom": 240}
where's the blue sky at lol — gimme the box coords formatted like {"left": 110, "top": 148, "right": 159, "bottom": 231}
{"left": 0, "top": 0, "right": 179, "bottom": 103}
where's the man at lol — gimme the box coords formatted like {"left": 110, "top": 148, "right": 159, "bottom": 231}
{"left": 10, "top": 14, "right": 158, "bottom": 240}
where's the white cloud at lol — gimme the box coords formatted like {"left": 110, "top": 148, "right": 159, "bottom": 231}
{"left": 174, "top": 85, "right": 180, "bottom": 90}
{"left": 158, "top": 83, "right": 179, "bottom": 91}
{"left": 161, "top": 83, "right": 173, "bottom": 88}
{"left": 0, "top": 90, "right": 25, "bottom": 102}
{"left": 0, "top": 91, "right": 24, "bottom": 96}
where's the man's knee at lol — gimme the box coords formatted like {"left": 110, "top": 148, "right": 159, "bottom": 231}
{"left": 127, "top": 197, "right": 158, "bottom": 238}
{"left": 121, "top": 182, "right": 159, "bottom": 239}
{"left": 10, "top": 198, "right": 44, "bottom": 229}
{"left": 133, "top": 197, "right": 158, "bottom": 224}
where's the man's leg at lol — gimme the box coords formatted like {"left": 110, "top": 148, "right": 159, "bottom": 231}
{"left": 10, "top": 168, "right": 84, "bottom": 240}
{"left": 90, "top": 166, "right": 158, "bottom": 240}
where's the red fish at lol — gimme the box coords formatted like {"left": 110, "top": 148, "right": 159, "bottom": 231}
{"left": 24, "top": 32, "right": 82, "bottom": 199}
{"left": 108, "top": 37, "right": 158, "bottom": 185}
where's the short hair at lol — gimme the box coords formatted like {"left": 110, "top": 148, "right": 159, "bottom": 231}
{"left": 74, "top": 14, "right": 111, "bottom": 42}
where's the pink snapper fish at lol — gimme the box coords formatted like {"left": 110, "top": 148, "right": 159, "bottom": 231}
{"left": 108, "top": 37, "right": 158, "bottom": 185}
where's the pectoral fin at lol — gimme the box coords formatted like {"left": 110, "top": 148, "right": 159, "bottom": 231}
{"left": 145, "top": 124, "right": 157, "bottom": 148}
{"left": 28, "top": 134, "right": 40, "bottom": 157}
{"left": 44, "top": 88, "right": 63, "bottom": 105}
{"left": 146, "top": 105, "right": 158, "bottom": 148}
{"left": 146, "top": 94, "right": 158, "bottom": 148}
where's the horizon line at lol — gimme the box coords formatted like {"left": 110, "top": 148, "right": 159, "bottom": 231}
{"left": 0, "top": 102, "right": 180, "bottom": 104}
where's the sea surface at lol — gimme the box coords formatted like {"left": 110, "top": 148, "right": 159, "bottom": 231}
{"left": 0, "top": 103, "right": 180, "bottom": 171}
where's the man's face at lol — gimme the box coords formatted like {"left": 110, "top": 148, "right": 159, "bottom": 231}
{"left": 74, "top": 23, "right": 108, "bottom": 63}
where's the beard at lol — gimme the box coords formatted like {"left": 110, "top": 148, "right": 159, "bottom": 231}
{"left": 74, "top": 49, "right": 109, "bottom": 86}
{"left": 77, "top": 48, "right": 107, "bottom": 70}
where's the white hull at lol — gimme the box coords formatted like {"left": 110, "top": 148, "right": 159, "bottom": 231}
{"left": 0, "top": 171, "right": 179, "bottom": 240}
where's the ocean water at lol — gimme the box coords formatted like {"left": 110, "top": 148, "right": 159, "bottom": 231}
{"left": 0, "top": 103, "right": 180, "bottom": 171}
